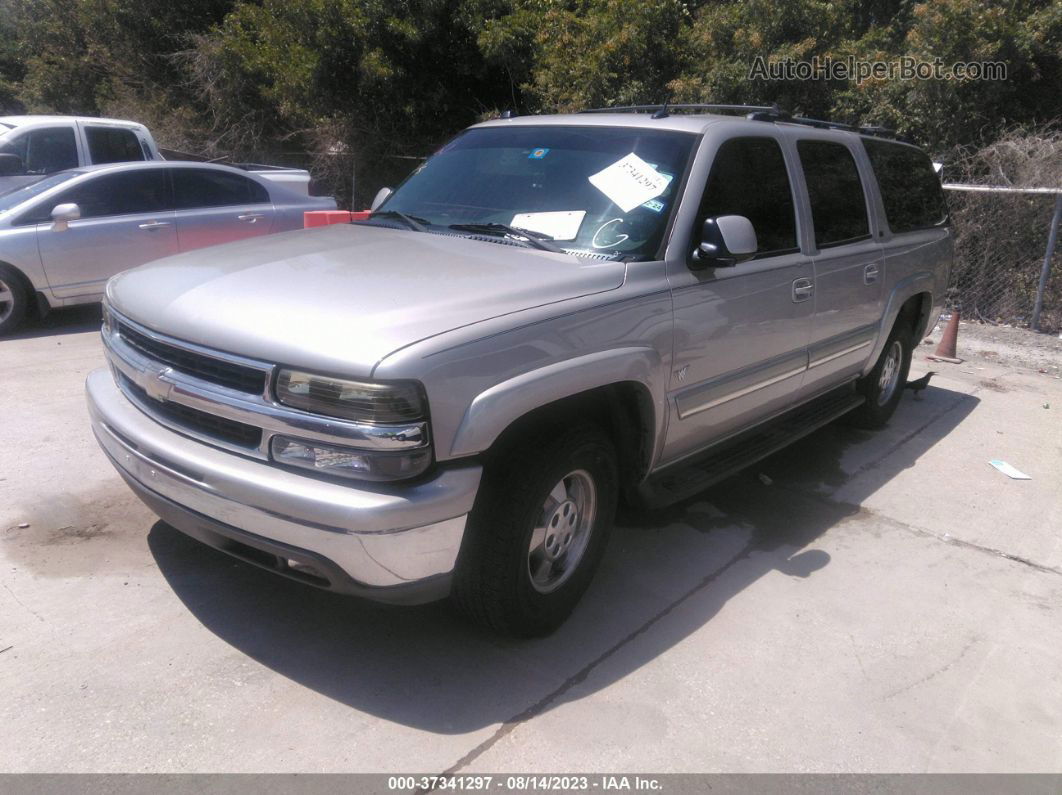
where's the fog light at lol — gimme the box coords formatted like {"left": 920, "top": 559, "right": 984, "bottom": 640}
{"left": 271, "top": 436, "right": 431, "bottom": 481}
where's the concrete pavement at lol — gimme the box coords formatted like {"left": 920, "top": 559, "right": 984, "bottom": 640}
{"left": 1, "top": 307, "right": 1060, "bottom": 773}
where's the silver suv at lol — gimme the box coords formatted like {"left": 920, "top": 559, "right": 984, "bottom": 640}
{"left": 87, "top": 106, "right": 951, "bottom": 635}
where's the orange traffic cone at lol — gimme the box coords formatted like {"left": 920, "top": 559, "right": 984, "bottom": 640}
{"left": 929, "top": 309, "right": 962, "bottom": 363}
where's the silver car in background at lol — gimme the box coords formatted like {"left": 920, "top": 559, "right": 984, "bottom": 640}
{"left": 0, "top": 160, "right": 336, "bottom": 333}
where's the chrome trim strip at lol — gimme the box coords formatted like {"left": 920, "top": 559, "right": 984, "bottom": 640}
{"left": 674, "top": 350, "right": 809, "bottom": 421}
{"left": 678, "top": 365, "right": 807, "bottom": 418}
{"left": 808, "top": 339, "right": 872, "bottom": 369}
{"left": 102, "top": 321, "right": 428, "bottom": 458}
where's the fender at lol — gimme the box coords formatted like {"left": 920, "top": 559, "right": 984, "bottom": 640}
{"left": 448, "top": 346, "right": 667, "bottom": 460}
{"left": 863, "top": 271, "right": 935, "bottom": 376}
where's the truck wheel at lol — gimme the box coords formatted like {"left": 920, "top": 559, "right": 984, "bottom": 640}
{"left": 847, "top": 321, "right": 913, "bottom": 429}
{"left": 452, "top": 423, "right": 618, "bottom": 636}
{"left": 0, "top": 266, "right": 29, "bottom": 335}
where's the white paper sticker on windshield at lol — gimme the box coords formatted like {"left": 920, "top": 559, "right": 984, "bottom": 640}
{"left": 588, "top": 153, "right": 670, "bottom": 213}
{"left": 511, "top": 210, "right": 586, "bottom": 241}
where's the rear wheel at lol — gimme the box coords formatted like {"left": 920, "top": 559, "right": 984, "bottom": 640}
{"left": 847, "top": 321, "right": 913, "bottom": 429}
{"left": 452, "top": 423, "right": 617, "bottom": 636}
{"left": 0, "top": 266, "right": 29, "bottom": 335}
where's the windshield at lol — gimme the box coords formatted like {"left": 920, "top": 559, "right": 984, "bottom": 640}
{"left": 377, "top": 125, "right": 696, "bottom": 260}
{"left": 0, "top": 172, "right": 81, "bottom": 214}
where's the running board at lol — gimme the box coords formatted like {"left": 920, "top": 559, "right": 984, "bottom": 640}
{"left": 637, "top": 387, "right": 865, "bottom": 509}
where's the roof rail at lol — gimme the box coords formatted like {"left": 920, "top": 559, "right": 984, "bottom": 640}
{"left": 578, "top": 102, "right": 904, "bottom": 140}
{"left": 578, "top": 104, "right": 777, "bottom": 116}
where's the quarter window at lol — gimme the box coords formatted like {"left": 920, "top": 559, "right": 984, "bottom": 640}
{"left": 797, "top": 140, "right": 870, "bottom": 248}
{"left": 862, "top": 139, "right": 948, "bottom": 233}
{"left": 173, "top": 168, "right": 269, "bottom": 209}
{"left": 697, "top": 137, "right": 798, "bottom": 256}
{"left": 85, "top": 126, "right": 145, "bottom": 164}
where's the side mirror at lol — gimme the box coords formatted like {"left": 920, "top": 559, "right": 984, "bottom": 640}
{"left": 0, "top": 153, "right": 25, "bottom": 176}
{"left": 690, "top": 215, "right": 758, "bottom": 269}
{"left": 370, "top": 187, "right": 393, "bottom": 212}
{"left": 50, "top": 203, "right": 81, "bottom": 232}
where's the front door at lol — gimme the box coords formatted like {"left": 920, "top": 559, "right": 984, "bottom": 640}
{"left": 663, "top": 135, "right": 814, "bottom": 466}
{"left": 36, "top": 168, "right": 177, "bottom": 299}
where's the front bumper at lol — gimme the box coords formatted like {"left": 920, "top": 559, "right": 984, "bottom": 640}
{"left": 87, "top": 367, "right": 482, "bottom": 604}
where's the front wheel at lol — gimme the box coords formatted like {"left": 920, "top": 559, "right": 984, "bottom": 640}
{"left": 847, "top": 322, "right": 913, "bottom": 429}
{"left": 0, "top": 266, "right": 29, "bottom": 335}
{"left": 452, "top": 424, "right": 618, "bottom": 636}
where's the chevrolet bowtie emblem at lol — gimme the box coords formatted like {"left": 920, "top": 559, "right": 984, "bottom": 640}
{"left": 143, "top": 366, "right": 174, "bottom": 402}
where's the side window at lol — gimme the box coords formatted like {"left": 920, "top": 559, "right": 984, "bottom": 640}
{"left": 173, "top": 168, "right": 270, "bottom": 209}
{"left": 48, "top": 170, "right": 171, "bottom": 219}
{"left": 697, "top": 137, "right": 798, "bottom": 256}
{"left": 0, "top": 128, "right": 79, "bottom": 174}
{"left": 797, "top": 140, "right": 870, "bottom": 249}
{"left": 85, "top": 126, "right": 145, "bottom": 164}
{"left": 862, "top": 139, "right": 948, "bottom": 233}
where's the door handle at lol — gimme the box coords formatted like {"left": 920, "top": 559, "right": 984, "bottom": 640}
{"left": 238, "top": 213, "right": 264, "bottom": 223}
{"left": 792, "top": 278, "right": 814, "bottom": 302}
{"left": 138, "top": 220, "right": 171, "bottom": 230}
{"left": 863, "top": 264, "right": 880, "bottom": 284}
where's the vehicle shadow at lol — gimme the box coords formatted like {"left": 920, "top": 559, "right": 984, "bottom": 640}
{"left": 148, "top": 384, "right": 978, "bottom": 733}
{"left": 2, "top": 304, "right": 102, "bottom": 340}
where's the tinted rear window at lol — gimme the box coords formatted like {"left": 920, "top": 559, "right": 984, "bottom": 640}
{"left": 862, "top": 139, "right": 949, "bottom": 233}
{"left": 173, "top": 168, "right": 269, "bottom": 209}
{"left": 797, "top": 140, "right": 870, "bottom": 248}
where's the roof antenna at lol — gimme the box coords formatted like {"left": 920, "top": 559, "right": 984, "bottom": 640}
{"left": 651, "top": 97, "right": 671, "bottom": 119}
{"left": 500, "top": 108, "right": 517, "bottom": 119}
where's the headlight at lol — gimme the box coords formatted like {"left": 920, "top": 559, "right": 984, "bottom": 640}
{"left": 275, "top": 369, "right": 425, "bottom": 423}
{"left": 271, "top": 436, "right": 431, "bottom": 481}
{"left": 102, "top": 302, "right": 114, "bottom": 336}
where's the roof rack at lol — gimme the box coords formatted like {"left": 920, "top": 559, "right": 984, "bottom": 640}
{"left": 578, "top": 103, "right": 904, "bottom": 140}
{"left": 579, "top": 104, "right": 777, "bottom": 116}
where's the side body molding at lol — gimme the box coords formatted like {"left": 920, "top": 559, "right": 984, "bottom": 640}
{"left": 448, "top": 347, "right": 665, "bottom": 459}
{"left": 863, "top": 271, "right": 935, "bottom": 376}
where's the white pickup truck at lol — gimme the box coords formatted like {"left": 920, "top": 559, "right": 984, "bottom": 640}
{"left": 0, "top": 115, "right": 313, "bottom": 195}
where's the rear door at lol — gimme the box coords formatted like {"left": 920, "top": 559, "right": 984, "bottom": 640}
{"left": 796, "top": 136, "right": 884, "bottom": 392}
{"left": 171, "top": 167, "right": 275, "bottom": 251}
{"left": 663, "top": 134, "right": 814, "bottom": 465}
{"left": 35, "top": 168, "right": 178, "bottom": 298}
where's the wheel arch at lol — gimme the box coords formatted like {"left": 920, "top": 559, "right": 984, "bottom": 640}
{"left": 447, "top": 348, "right": 666, "bottom": 497}
{"left": 863, "top": 274, "right": 935, "bottom": 377}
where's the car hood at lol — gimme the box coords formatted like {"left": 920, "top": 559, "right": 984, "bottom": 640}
{"left": 107, "top": 223, "right": 626, "bottom": 375}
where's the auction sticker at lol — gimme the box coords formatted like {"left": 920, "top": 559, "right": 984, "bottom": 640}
{"left": 588, "top": 153, "right": 670, "bottom": 212}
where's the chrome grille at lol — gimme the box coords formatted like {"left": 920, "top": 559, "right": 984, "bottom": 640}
{"left": 117, "top": 372, "right": 263, "bottom": 449}
{"left": 117, "top": 321, "right": 267, "bottom": 394}
{"left": 103, "top": 309, "right": 430, "bottom": 462}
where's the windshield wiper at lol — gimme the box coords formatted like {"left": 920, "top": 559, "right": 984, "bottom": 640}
{"left": 448, "top": 223, "right": 566, "bottom": 253}
{"left": 364, "top": 209, "right": 429, "bottom": 232}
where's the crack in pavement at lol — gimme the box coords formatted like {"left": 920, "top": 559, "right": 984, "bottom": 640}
{"left": 436, "top": 540, "right": 758, "bottom": 777}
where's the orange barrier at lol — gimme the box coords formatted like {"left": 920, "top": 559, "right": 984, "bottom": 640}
{"left": 303, "top": 210, "right": 374, "bottom": 227}
{"left": 304, "top": 210, "right": 352, "bottom": 227}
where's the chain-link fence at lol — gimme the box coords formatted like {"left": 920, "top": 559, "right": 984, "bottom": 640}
{"left": 945, "top": 186, "right": 1062, "bottom": 334}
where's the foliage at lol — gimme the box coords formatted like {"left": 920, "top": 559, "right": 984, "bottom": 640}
{"left": 1, "top": 0, "right": 1060, "bottom": 202}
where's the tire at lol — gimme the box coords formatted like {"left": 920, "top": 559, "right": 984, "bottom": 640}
{"left": 847, "top": 320, "right": 914, "bottom": 429}
{"left": 0, "top": 265, "right": 29, "bottom": 335}
{"left": 452, "top": 423, "right": 618, "bottom": 636}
